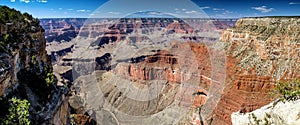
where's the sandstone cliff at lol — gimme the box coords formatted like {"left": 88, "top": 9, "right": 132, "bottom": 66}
{"left": 212, "top": 17, "right": 300, "bottom": 125}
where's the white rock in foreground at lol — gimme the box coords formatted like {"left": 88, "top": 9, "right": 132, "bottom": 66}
{"left": 231, "top": 99, "right": 300, "bottom": 125}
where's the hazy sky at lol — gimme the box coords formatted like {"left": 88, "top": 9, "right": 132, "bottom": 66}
{"left": 0, "top": 0, "right": 300, "bottom": 18}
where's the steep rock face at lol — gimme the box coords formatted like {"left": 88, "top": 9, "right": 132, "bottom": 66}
{"left": 114, "top": 42, "right": 212, "bottom": 89}
{"left": 212, "top": 17, "right": 300, "bottom": 125}
{"left": 0, "top": 6, "right": 68, "bottom": 124}
{"left": 114, "top": 50, "right": 180, "bottom": 82}
{"left": 111, "top": 41, "right": 213, "bottom": 112}
{"left": 213, "top": 75, "right": 274, "bottom": 125}
{"left": 0, "top": 11, "right": 49, "bottom": 97}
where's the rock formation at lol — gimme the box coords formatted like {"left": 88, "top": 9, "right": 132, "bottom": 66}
{"left": 212, "top": 17, "right": 300, "bottom": 125}
{"left": 0, "top": 6, "right": 270, "bottom": 125}
{"left": 231, "top": 99, "right": 300, "bottom": 125}
{"left": 40, "top": 18, "right": 85, "bottom": 43}
{"left": 0, "top": 6, "right": 69, "bottom": 124}
{"left": 36, "top": 15, "right": 300, "bottom": 125}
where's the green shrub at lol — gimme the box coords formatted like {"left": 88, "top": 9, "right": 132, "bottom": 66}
{"left": 31, "top": 55, "right": 36, "bottom": 64}
{"left": 69, "top": 114, "right": 76, "bottom": 125}
{"left": 2, "top": 97, "right": 30, "bottom": 125}
{"left": 42, "top": 64, "right": 55, "bottom": 87}
{"left": 45, "top": 72, "right": 55, "bottom": 86}
{"left": 3, "top": 34, "right": 9, "bottom": 42}
{"left": 274, "top": 79, "right": 300, "bottom": 102}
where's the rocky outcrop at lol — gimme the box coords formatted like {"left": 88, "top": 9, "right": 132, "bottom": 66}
{"left": 114, "top": 50, "right": 180, "bottom": 82}
{"left": 231, "top": 99, "right": 300, "bottom": 125}
{"left": 0, "top": 6, "right": 69, "bottom": 124}
{"left": 95, "top": 53, "right": 112, "bottom": 70}
{"left": 0, "top": 7, "right": 49, "bottom": 97}
{"left": 67, "top": 17, "right": 222, "bottom": 123}
{"left": 114, "top": 42, "right": 212, "bottom": 86}
{"left": 212, "top": 75, "right": 274, "bottom": 125}
{"left": 212, "top": 17, "right": 300, "bottom": 125}
{"left": 68, "top": 39, "right": 216, "bottom": 124}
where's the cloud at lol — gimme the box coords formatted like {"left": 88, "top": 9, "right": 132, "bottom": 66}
{"left": 77, "top": 10, "right": 86, "bottom": 12}
{"left": 165, "top": 12, "right": 178, "bottom": 16}
{"left": 67, "top": 9, "right": 73, "bottom": 11}
{"left": 148, "top": 12, "right": 160, "bottom": 15}
{"left": 289, "top": 2, "right": 300, "bottom": 5}
{"left": 19, "top": 0, "right": 30, "bottom": 3}
{"left": 39, "top": 0, "right": 47, "bottom": 3}
{"left": 108, "top": 11, "right": 120, "bottom": 15}
{"left": 199, "top": 6, "right": 210, "bottom": 9}
{"left": 224, "top": 10, "right": 233, "bottom": 14}
{"left": 76, "top": 9, "right": 91, "bottom": 13}
{"left": 251, "top": 6, "right": 274, "bottom": 13}
{"left": 213, "top": 8, "right": 225, "bottom": 11}
{"left": 59, "top": 8, "right": 62, "bottom": 10}
{"left": 213, "top": 14, "right": 226, "bottom": 18}
{"left": 185, "top": 10, "right": 198, "bottom": 14}
{"left": 10, "top": 0, "right": 15, "bottom": 2}
{"left": 219, "top": 10, "right": 233, "bottom": 15}
{"left": 19, "top": 0, "right": 47, "bottom": 3}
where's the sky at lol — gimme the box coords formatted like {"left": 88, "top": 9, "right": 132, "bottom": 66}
{"left": 0, "top": 0, "right": 300, "bottom": 18}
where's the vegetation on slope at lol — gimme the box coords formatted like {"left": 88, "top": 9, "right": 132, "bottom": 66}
{"left": 1, "top": 98, "right": 30, "bottom": 125}
{"left": 274, "top": 79, "right": 300, "bottom": 102}
{"left": 0, "top": 6, "right": 43, "bottom": 53}
{"left": 0, "top": 6, "right": 56, "bottom": 124}
{"left": 0, "top": 6, "right": 41, "bottom": 32}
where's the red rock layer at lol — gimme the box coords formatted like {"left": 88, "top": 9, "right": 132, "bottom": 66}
{"left": 212, "top": 17, "right": 300, "bottom": 125}
{"left": 114, "top": 42, "right": 213, "bottom": 108}
{"left": 212, "top": 75, "right": 274, "bottom": 125}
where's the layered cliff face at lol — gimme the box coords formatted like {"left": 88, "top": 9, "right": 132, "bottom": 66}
{"left": 4, "top": 6, "right": 294, "bottom": 125}
{"left": 212, "top": 17, "right": 300, "bottom": 125}
{"left": 44, "top": 17, "right": 300, "bottom": 125}
{"left": 44, "top": 18, "right": 235, "bottom": 66}
{"left": 47, "top": 16, "right": 300, "bottom": 125}
{"left": 70, "top": 41, "right": 213, "bottom": 124}
{"left": 40, "top": 18, "right": 85, "bottom": 43}
{"left": 0, "top": 6, "right": 68, "bottom": 124}
{"left": 0, "top": 6, "right": 49, "bottom": 96}
{"left": 67, "top": 15, "right": 223, "bottom": 124}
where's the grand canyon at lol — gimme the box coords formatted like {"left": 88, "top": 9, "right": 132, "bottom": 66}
{"left": 0, "top": 3, "right": 300, "bottom": 125}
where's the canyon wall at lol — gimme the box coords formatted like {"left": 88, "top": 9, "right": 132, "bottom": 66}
{"left": 0, "top": 6, "right": 68, "bottom": 124}
{"left": 39, "top": 16, "right": 300, "bottom": 125}
{"left": 212, "top": 17, "right": 300, "bottom": 125}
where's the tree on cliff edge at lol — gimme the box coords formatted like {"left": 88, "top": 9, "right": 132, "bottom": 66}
{"left": 2, "top": 98, "right": 31, "bottom": 125}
